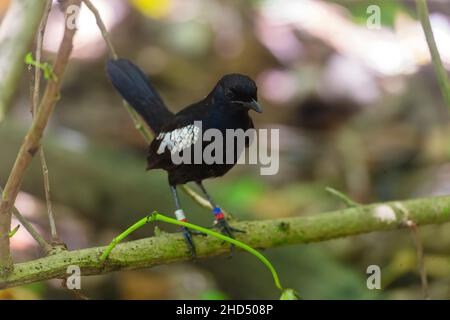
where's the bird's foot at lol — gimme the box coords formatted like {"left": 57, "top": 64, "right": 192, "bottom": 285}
{"left": 212, "top": 207, "right": 245, "bottom": 257}
{"left": 175, "top": 209, "right": 205, "bottom": 259}
{"left": 213, "top": 217, "right": 245, "bottom": 237}
{"left": 181, "top": 226, "right": 205, "bottom": 260}
{"left": 189, "top": 228, "right": 207, "bottom": 236}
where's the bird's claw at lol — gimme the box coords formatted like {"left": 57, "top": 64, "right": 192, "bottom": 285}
{"left": 189, "top": 229, "right": 207, "bottom": 236}
{"left": 181, "top": 227, "right": 201, "bottom": 260}
{"left": 213, "top": 218, "right": 245, "bottom": 257}
{"left": 213, "top": 218, "right": 245, "bottom": 235}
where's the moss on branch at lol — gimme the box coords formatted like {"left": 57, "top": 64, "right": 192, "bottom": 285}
{"left": 1, "top": 195, "right": 450, "bottom": 289}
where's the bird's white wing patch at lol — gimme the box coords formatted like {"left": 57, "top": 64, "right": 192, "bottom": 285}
{"left": 156, "top": 124, "right": 200, "bottom": 155}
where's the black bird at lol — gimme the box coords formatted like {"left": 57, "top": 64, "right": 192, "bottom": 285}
{"left": 106, "top": 58, "right": 262, "bottom": 257}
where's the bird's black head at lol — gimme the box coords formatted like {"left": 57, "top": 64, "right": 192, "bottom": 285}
{"left": 213, "top": 74, "right": 262, "bottom": 113}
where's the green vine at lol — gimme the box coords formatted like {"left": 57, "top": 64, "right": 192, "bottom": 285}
{"left": 100, "top": 211, "right": 299, "bottom": 299}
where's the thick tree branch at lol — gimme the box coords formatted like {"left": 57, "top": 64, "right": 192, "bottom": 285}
{"left": 0, "top": 0, "right": 47, "bottom": 122}
{"left": 1, "top": 195, "right": 449, "bottom": 289}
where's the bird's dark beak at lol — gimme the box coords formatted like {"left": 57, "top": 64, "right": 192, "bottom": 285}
{"left": 245, "top": 99, "right": 263, "bottom": 113}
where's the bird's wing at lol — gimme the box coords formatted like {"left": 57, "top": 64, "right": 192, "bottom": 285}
{"left": 146, "top": 113, "right": 202, "bottom": 169}
{"left": 155, "top": 122, "right": 201, "bottom": 155}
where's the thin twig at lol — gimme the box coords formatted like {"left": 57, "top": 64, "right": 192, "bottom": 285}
{"left": 82, "top": 0, "right": 153, "bottom": 142}
{"left": 61, "top": 279, "right": 89, "bottom": 300}
{"left": 123, "top": 102, "right": 154, "bottom": 143}
{"left": 181, "top": 184, "right": 213, "bottom": 210}
{"left": 13, "top": 207, "right": 52, "bottom": 254}
{"left": 405, "top": 220, "right": 429, "bottom": 299}
{"left": 84, "top": 0, "right": 228, "bottom": 214}
{"left": 30, "top": 0, "right": 60, "bottom": 243}
{"left": 82, "top": 0, "right": 118, "bottom": 60}
{"left": 325, "top": 187, "right": 360, "bottom": 208}
{"left": 32, "top": 0, "right": 52, "bottom": 114}
{"left": 181, "top": 184, "right": 235, "bottom": 220}
{"left": 40, "top": 152, "right": 58, "bottom": 241}
{"left": 0, "top": 185, "right": 52, "bottom": 254}
{"left": 0, "top": 0, "right": 82, "bottom": 273}
{"left": 396, "top": 202, "right": 429, "bottom": 299}
{"left": 416, "top": 0, "right": 450, "bottom": 108}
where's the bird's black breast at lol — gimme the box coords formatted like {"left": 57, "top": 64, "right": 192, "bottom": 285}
{"left": 146, "top": 102, "right": 254, "bottom": 185}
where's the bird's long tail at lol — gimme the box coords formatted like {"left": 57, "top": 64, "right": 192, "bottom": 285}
{"left": 106, "top": 58, "right": 173, "bottom": 133}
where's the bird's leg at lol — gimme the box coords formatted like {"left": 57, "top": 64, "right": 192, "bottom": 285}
{"left": 196, "top": 181, "right": 245, "bottom": 240}
{"left": 170, "top": 185, "right": 203, "bottom": 259}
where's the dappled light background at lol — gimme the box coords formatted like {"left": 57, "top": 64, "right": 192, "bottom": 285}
{"left": 1, "top": 0, "right": 450, "bottom": 299}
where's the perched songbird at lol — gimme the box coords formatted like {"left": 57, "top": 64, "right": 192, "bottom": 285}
{"left": 106, "top": 58, "right": 262, "bottom": 257}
